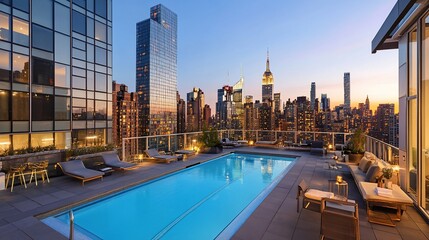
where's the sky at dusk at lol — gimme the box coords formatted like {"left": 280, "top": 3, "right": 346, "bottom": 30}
{"left": 113, "top": 0, "right": 399, "bottom": 112}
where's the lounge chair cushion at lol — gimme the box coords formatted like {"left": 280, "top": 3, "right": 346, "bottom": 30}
{"left": 358, "top": 157, "right": 373, "bottom": 173}
{"left": 102, "top": 153, "right": 136, "bottom": 169}
{"left": 59, "top": 160, "right": 104, "bottom": 179}
{"left": 304, "top": 189, "right": 334, "bottom": 201}
{"left": 365, "top": 163, "right": 381, "bottom": 183}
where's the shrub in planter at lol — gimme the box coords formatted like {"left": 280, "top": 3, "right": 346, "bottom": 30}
{"left": 198, "top": 128, "right": 222, "bottom": 154}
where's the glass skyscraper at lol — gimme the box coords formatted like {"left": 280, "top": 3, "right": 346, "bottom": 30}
{"left": 136, "top": 4, "right": 177, "bottom": 136}
{"left": 344, "top": 72, "right": 350, "bottom": 111}
{"left": 0, "top": 0, "right": 113, "bottom": 150}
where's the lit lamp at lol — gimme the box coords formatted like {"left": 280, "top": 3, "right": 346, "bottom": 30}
{"left": 336, "top": 175, "right": 343, "bottom": 183}
{"left": 392, "top": 165, "right": 400, "bottom": 185}
{"left": 249, "top": 140, "right": 254, "bottom": 146}
{"left": 328, "top": 144, "right": 333, "bottom": 150}
{"left": 192, "top": 139, "right": 197, "bottom": 151}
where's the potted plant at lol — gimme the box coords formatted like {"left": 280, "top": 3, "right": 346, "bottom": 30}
{"left": 382, "top": 167, "right": 393, "bottom": 189}
{"left": 198, "top": 128, "right": 222, "bottom": 154}
{"left": 344, "top": 128, "right": 365, "bottom": 163}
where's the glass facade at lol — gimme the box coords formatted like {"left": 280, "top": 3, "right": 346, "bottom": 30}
{"left": 136, "top": 4, "right": 177, "bottom": 136}
{"left": 0, "top": 0, "right": 112, "bottom": 150}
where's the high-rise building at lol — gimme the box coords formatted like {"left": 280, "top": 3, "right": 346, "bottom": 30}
{"left": 136, "top": 4, "right": 177, "bottom": 136}
{"left": 310, "top": 82, "right": 316, "bottom": 110}
{"left": 262, "top": 52, "right": 274, "bottom": 103}
{"left": 112, "top": 82, "right": 138, "bottom": 153}
{"left": 176, "top": 92, "right": 186, "bottom": 133}
{"left": 282, "top": 98, "right": 296, "bottom": 131}
{"left": 203, "top": 104, "right": 211, "bottom": 128}
{"left": 274, "top": 93, "right": 282, "bottom": 130}
{"left": 370, "top": 104, "right": 396, "bottom": 146}
{"left": 216, "top": 85, "right": 233, "bottom": 129}
{"left": 186, "top": 87, "right": 205, "bottom": 132}
{"left": 0, "top": 0, "right": 113, "bottom": 150}
{"left": 232, "top": 76, "right": 244, "bottom": 129}
{"left": 344, "top": 72, "right": 351, "bottom": 111}
{"left": 296, "top": 96, "right": 313, "bottom": 131}
{"left": 321, "top": 94, "right": 330, "bottom": 112}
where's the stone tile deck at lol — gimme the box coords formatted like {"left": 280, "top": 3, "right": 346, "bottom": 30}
{"left": 0, "top": 147, "right": 427, "bottom": 240}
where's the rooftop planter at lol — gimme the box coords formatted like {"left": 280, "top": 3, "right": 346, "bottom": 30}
{"left": 198, "top": 128, "right": 222, "bottom": 154}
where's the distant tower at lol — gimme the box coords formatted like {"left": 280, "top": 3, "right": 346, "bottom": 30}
{"left": 262, "top": 51, "right": 274, "bottom": 102}
{"left": 310, "top": 82, "right": 316, "bottom": 110}
{"left": 321, "top": 94, "right": 330, "bottom": 112}
{"left": 344, "top": 72, "right": 351, "bottom": 111}
{"left": 365, "top": 95, "right": 370, "bottom": 110}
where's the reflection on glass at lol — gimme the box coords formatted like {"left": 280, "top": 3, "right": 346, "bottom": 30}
{"left": 32, "top": 24, "right": 53, "bottom": 52}
{"left": 95, "top": 46, "right": 106, "bottom": 65}
{"left": 12, "top": 53, "right": 29, "bottom": 83}
{"left": 0, "top": 90, "right": 9, "bottom": 120}
{"left": 87, "top": 17, "right": 94, "bottom": 38}
{"left": 72, "top": 98, "right": 86, "bottom": 120}
{"left": 409, "top": 29, "right": 418, "bottom": 96}
{"left": 31, "top": 133, "right": 54, "bottom": 148}
{"left": 0, "top": 12, "right": 10, "bottom": 41}
{"left": 32, "top": 57, "right": 54, "bottom": 86}
{"left": 55, "top": 3, "right": 70, "bottom": 35}
{"left": 32, "top": 93, "right": 54, "bottom": 121}
{"left": 13, "top": 18, "right": 29, "bottom": 46}
{"left": 95, "top": 21, "right": 106, "bottom": 42}
{"left": 95, "top": 72, "right": 106, "bottom": 92}
{"left": 13, "top": 134, "right": 28, "bottom": 150}
{"left": 13, "top": 0, "right": 29, "bottom": 13}
{"left": 87, "top": 99, "right": 94, "bottom": 119}
{"left": 32, "top": 0, "right": 53, "bottom": 28}
{"left": 95, "top": 100, "right": 106, "bottom": 120}
{"left": 55, "top": 96, "right": 70, "bottom": 120}
{"left": 55, "top": 33, "right": 70, "bottom": 64}
{"left": 12, "top": 91, "right": 29, "bottom": 120}
{"left": 87, "top": 70, "right": 94, "bottom": 90}
{"left": 55, "top": 63, "right": 70, "bottom": 88}
{"left": 72, "top": 10, "right": 86, "bottom": 35}
{"left": 95, "top": 0, "right": 107, "bottom": 18}
{"left": 0, "top": 50, "right": 11, "bottom": 82}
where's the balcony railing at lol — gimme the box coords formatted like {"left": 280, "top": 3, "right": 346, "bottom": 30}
{"left": 121, "top": 130, "right": 354, "bottom": 161}
{"left": 364, "top": 135, "right": 399, "bottom": 164}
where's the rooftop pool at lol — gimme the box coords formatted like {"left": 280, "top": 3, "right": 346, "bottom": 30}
{"left": 42, "top": 153, "right": 296, "bottom": 239}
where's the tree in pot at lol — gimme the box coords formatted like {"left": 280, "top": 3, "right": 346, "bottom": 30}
{"left": 198, "top": 128, "right": 222, "bottom": 154}
{"left": 344, "top": 128, "right": 365, "bottom": 163}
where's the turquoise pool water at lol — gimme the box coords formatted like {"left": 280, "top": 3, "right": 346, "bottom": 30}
{"left": 43, "top": 153, "right": 295, "bottom": 239}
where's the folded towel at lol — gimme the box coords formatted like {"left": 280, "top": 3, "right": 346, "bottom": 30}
{"left": 376, "top": 187, "right": 393, "bottom": 197}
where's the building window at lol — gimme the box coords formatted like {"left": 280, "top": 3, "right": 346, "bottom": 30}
{"left": 73, "top": 0, "right": 86, "bottom": 8}
{"left": 0, "top": 12, "right": 10, "bottom": 41}
{"left": 422, "top": 13, "right": 429, "bottom": 212}
{"left": 408, "top": 28, "right": 418, "bottom": 196}
{"left": 32, "top": 57, "right": 54, "bottom": 86}
{"left": 12, "top": 91, "right": 29, "bottom": 120}
{"left": 54, "top": 3, "right": 70, "bottom": 35}
{"left": 55, "top": 63, "right": 70, "bottom": 88}
{"left": 95, "top": 72, "right": 106, "bottom": 92}
{"left": 55, "top": 96, "right": 70, "bottom": 120}
{"left": 72, "top": 10, "right": 86, "bottom": 35}
{"left": 95, "top": 46, "right": 106, "bottom": 65}
{"left": 32, "top": 0, "right": 53, "bottom": 29}
{"left": 72, "top": 98, "right": 86, "bottom": 120}
{"left": 13, "top": 17, "right": 29, "bottom": 46}
{"left": 12, "top": 53, "right": 29, "bottom": 84}
{"left": 95, "top": 0, "right": 107, "bottom": 18}
{"left": 13, "top": 0, "right": 29, "bottom": 13}
{"left": 55, "top": 33, "right": 70, "bottom": 64}
{"left": 13, "top": 134, "right": 28, "bottom": 150}
{"left": 95, "top": 21, "right": 106, "bottom": 42}
{"left": 0, "top": 50, "right": 11, "bottom": 82}
{"left": 31, "top": 133, "right": 53, "bottom": 148}
{"left": 32, "top": 24, "right": 53, "bottom": 52}
{"left": 95, "top": 100, "right": 106, "bottom": 120}
{"left": 87, "top": 99, "right": 94, "bottom": 119}
{"left": 0, "top": 90, "right": 9, "bottom": 120}
{"left": 32, "top": 93, "right": 54, "bottom": 121}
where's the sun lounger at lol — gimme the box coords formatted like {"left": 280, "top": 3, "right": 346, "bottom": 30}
{"left": 101, "top": 153, "right": 137, "bottom": 170}
{"left": 174, "top": 149, "right": 196, "bottom": 159}
{"left": 57, "top": 160, "right": 104, "bottom": 186}
{"left": 254, "top": 139, "right": 282, "bottom": 148}
{"left": 221, "top": 138, "right": 238, "bottom": 147}
{"left": 145, "top": 149, "right": 178, "bottom": 163}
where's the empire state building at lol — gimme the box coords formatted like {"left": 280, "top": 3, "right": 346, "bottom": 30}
{"left": 262, "top": 52, "right": 274, "bottom": 103}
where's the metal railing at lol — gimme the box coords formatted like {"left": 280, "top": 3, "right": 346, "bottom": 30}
{"left": 365, "top": 135, "right": 399, "bottom": 164}
{"left": 121, "top": 130, "right": 353, "bottom": 161}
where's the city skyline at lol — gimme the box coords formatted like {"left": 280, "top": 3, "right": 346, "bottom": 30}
{"left": 113, "top": 0, "right": 399, "bottom": 113}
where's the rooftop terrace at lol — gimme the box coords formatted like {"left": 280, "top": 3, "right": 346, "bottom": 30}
{"left": 0, "top": 147, "right": 428, "bottom": 240}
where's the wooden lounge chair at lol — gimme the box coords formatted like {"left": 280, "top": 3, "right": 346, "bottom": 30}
{"left": 254, "top": 139, "right": 282, "bottom": 148}
{"left": 57, "top": 160, "right": 104, "bottom": 186}
{"left": 101, "top": 153, "right": 137, "bottom": 170}
{"left": 145, "top": 149, "right": 178, "bottom": 163}
{"left": 296, "top": 179, "right": 334, "bottom": 212}
{"left": 175, "top": 149, "right": 196, "bottom": 156}
{"left": 320, "top": 198, "right": 360, "bottom": 240}
{"left": 221, "top": 138, "right": 238, "bottom": 148}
